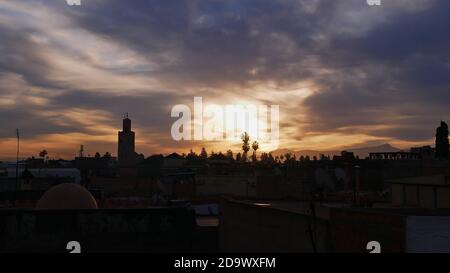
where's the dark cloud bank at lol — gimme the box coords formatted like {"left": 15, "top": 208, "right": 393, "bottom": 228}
{"left": 1, "top": 0, "right": 450, "bottom": 153}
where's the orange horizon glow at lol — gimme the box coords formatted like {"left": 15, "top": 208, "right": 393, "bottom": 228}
{"left": 0, "top": 1, "right": 445, "bottom": 161}
{"left": 0, "top": 129, "right": 434, "bottom": 161}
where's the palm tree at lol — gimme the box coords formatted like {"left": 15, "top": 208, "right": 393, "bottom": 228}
{"left": 251, "top": 141, "right": 259, "bottom": 162}
{"left": 241, "top": 132, "right": 250, "bottom": 161}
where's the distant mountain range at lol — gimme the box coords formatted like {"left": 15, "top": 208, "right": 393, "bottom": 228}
{"left": 271, "top": 143, "right": 401, "bottom": 159}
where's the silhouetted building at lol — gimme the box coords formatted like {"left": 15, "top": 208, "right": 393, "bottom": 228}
{"left": 435, "top": 121, "right": 449, "bottom": 160}
{"left": 369, "top": 151, "right": 421, "bottom": 160}
{"left": 118, "top": 114, "right": 142, "bottom": 165}
{"left": 333, "top": 151, "right": 355, "bottom": 161}
{"left": 389, "top": 175, "right": 450, "bottom": 208}
{"left": 410, "top": 146, "right": 434, "bottom": 160}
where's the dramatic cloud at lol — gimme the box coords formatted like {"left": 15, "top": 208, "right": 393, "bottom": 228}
{"left": 0, "top": 0, "right": 449, "bottom": 159}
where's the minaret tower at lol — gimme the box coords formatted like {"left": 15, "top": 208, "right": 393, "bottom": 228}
{"left": 118, "top": 113, "right": 136, "bottom": 163}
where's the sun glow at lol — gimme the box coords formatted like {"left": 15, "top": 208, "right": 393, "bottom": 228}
{"left": 171, "top": 97, "right": 280, "bottom": 150}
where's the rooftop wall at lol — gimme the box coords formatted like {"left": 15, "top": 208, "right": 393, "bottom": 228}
{"left": 219, "top": 200, "right": 330, "bottom": 253}
{"left": 0, "top": 208, "right": 196, "bottom": 253}
{"left": 406, "top": 216, "right": 450, "bottom": 253}
{"left": 330, "top": 208, "right": 406, "bottom": 253}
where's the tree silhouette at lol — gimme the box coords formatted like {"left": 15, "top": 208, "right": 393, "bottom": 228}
{"left": 251, "top": 141, "right": 259, "bottom": 162}
{"left": 241, "top": 132, "right": 250, "bottom": 161}
{"left": 226, "top": 150, "right": 234, "bottom": 161}
{"left": 260, "top": 152, "right": 268, "bottom": 163}
{"left": 268, "top": 153, "right": 275, "bottom": 163}
{"left": 186, "top": 149, "right": 198, "bottom": 160}
{"left": 236, "top": 152, "right": 242, "bottom": 162}
{"left": 39, "top": 150, "right": 48, "bottom": 160}
{"left": 200, "top": 147, "right": 208, "bottom": 160}
{"left": 260, "top": 152, "right": 275, "bottom": 166}
{"left": 436, "top": 121, "right": 450, "bottom": 160}
{"left": 284, "top": 153, "right": 292, "bottom": 162}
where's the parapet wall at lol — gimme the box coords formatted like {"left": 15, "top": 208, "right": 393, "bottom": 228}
{"left": 219, "top": 200, "right": 330, "bottom": 253}
{"left": 0, "top": 208, "right": 196, "bottom": 253}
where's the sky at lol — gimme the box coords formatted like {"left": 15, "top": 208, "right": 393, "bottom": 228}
{"left": 0, "top": 0, "right": 449, "bottom": 160}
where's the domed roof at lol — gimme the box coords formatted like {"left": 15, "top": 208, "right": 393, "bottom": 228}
{"left": 36, "top": 183, "right": 98, "bottom": 210}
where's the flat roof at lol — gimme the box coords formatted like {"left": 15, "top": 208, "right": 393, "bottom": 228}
{"left": 228, "top": 199, "right": 450, "bottom": 218}
{"left": 231, "top": 200, "right": 342, "bottom": 220}
{"left": 387, "top": 175, "right": 450, "bottom": 186}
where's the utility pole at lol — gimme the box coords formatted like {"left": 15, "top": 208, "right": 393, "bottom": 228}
{"left": 16, "top": 128, "right": 20, "bottom": 192}
{"left": 354, "top": 165, "right": 360, "bottom": 207}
